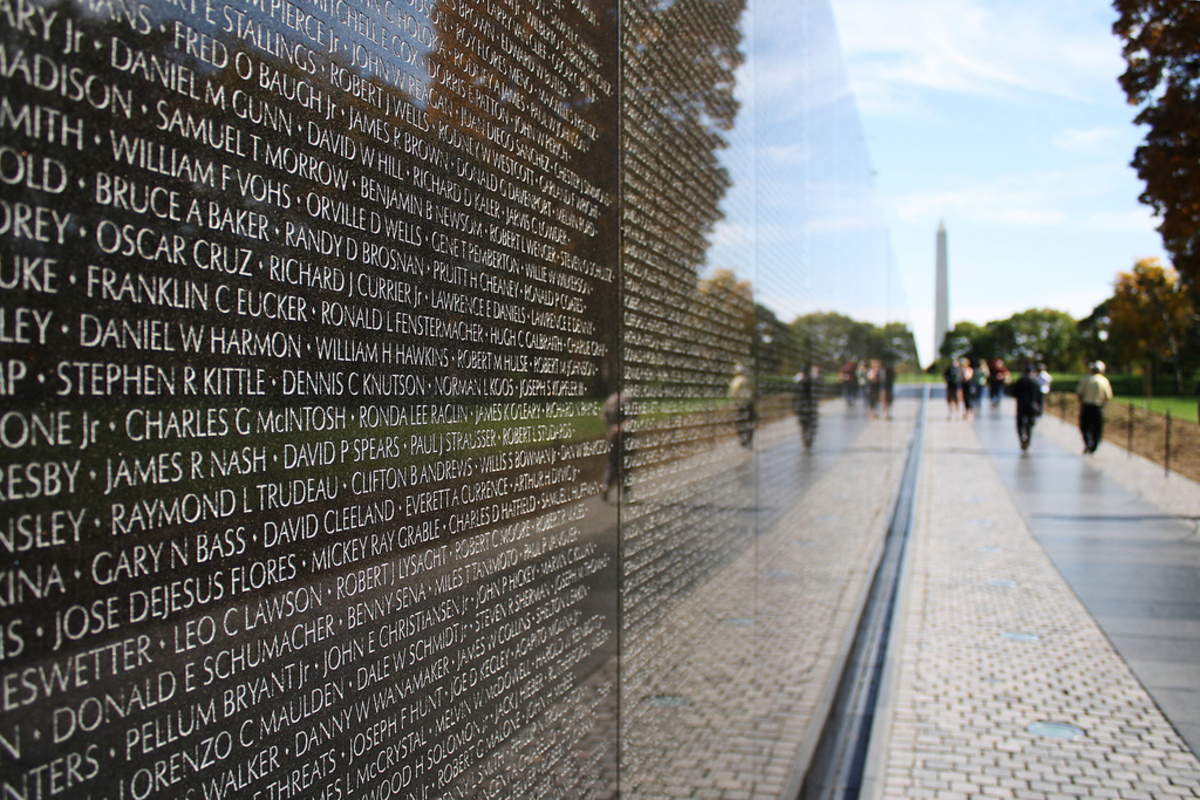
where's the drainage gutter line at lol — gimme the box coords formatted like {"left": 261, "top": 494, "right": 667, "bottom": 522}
{"left": 800, "top": 385, "right": 928, "bottom": 800}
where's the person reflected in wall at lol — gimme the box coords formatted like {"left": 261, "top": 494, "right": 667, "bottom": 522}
{"left": 840, "top": 360, "right": 858, "bottom": 406}
{"left": 960, "top": 358, "right": 976, "bottom": 421}
{"left": 730, "top": 363, "right": 755, "bottom": 447}
{"left": 793, "top": 365, "right": 820, "bottom": 450}
{"left": 855, "top": 361, "right": 868, "bottom": 408}
{"left": 1077, "top": 360, "right": 1113, "bottom": 455}
{"left": 971, "top": 358, "right": 988, "bottom": 410}
{"left": 883, "top": 361, "right": 896, "bottom": 419}
{"left": 866, "top": 360, "right": 882, "bottom": 419}
{"left": 1012, "top": 363, "right": 1042, "bottom": 451}
{"left": 943, "top": 358, "right": 962, "bottom": 420}
{"left": 601, "top": 390, "right": 632, "bottom": 501}
{"left": 988, "top": 358, "right": 1009, "bottom": 406}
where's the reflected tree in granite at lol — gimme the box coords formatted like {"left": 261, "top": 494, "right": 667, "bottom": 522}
{"left": 621, "top": 0, "right": 747, "bottom": 397}
{"left": 416, "top": 2, "right": 624, "bottom": 797}
{"left": 0, "top": 0, "right": 915, "bottom": 795}
{"left": 618, "top": 0, "right": 760, "bottom": 795}
{"left": 427, "top": 0, "right": 623, "bottom": 399}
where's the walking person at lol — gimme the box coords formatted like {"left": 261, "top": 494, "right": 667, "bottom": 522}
{"left": 840, "top": 360, "right": 857, "bottom": 407}
{"left": 988, "top": 358, "right": 1009, "bottom": 406}
{"left": 882, "top": 362, "right": 896, "bottom": 420}
{"left": 600, "top": 390, "right": 632, "bottom": 501}
{"left": 866, "top": 360, "right": 882, "bottom": 419}
{"left": 972, "top": 358, "right": 989, "bottom": 410}
{"left": 855, "top": 361, "right": 868, "bottom": 410}
{"left": 793, "top": 365, "right": 820, "bottom": 450}
{"left": 960, "top": 358, "right": 976, "bottom": 421}
{"left": 1077, "top": 361, "right": 1113, "bottom": 455}
{"left": 943, "top": 358, "right": 962, "bottom": 420}
{"left": 730, "top": 363, "right": 755, "bottom": 447}
{"left": 1012, "top": 364, "right": 1042, "bottom": 451}
{"left": 1036, "top": 362, "right": 1053, "bottom": 397}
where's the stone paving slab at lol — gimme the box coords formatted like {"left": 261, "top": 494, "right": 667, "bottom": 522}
{"left": 621, "top": 400, "right": 915, "bottom": 799}
{"left": 997, "top": 411, "right": 1200, "bottom": 758}
{"left": 1035, "top": 411, "right": 1200, "bottom": 523}
{"left": 871, "top": 414, "right": 1200, "bottom": 800}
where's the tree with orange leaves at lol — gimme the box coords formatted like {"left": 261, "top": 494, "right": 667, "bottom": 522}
{"left": 1108, "top": 258, "right": 1193, "bottom": 394}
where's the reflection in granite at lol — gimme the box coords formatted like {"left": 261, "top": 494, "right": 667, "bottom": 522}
{"left": 0, "top": 0, "right": 909, "bottom": 796}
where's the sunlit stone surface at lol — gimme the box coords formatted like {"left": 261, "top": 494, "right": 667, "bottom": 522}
{"left": 0, "top": 0, "right": 907, "bottom": 796}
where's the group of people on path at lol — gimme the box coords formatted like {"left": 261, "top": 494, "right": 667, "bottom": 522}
{"left": 941, "top": 356, "right": 1114, "bottom": 455}
{"left": 599, "top": 360, "right": 831, "bottom": 501}
{"left": 838, "top": 360, "right": 897, "bottom": 420}
{"left": 942, "top": 357, "right": 1041, "bottom": 421}
{"left": 600, "top": 356, "right": 1115, "bottom": 502}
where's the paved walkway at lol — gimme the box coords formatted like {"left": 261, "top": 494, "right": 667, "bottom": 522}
{"left": 982, "top": 403, "right": 1200, "bottom": 756}
{"left": 867, "top": 402, "right": 1200, "bottom": 799}
{"left": 620, "top": 400, "right": 915, "bottom": 799}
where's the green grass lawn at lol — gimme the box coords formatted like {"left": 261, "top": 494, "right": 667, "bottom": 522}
{"left": 1113, "top": 395, "right": 1199, "bottom": 421}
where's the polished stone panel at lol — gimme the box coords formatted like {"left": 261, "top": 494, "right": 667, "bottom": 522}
{"left": 0, "top": 0, "right": 906, "bottom": 796}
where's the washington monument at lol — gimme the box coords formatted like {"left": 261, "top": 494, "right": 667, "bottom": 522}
{"left": 934, "top": 221, "right": 948, "bottom": 360}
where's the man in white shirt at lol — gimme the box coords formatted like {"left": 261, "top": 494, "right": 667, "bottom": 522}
{"left": 1036, "top": 362, "right": 1053, "bottom": 396}
{"left": 1077, "top": 361, "right": 1114, "bottom": 454}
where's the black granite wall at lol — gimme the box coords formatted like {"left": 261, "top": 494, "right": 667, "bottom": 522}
{"left": 0, "top": 0, "right": 909, "bottom": 796}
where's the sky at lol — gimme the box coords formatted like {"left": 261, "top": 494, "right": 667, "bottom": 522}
{"left": 708, "top": 0, "right": 917, "bottom": 351}
{"left": 826, "top": 0, "right": 1167, "bottom": 363}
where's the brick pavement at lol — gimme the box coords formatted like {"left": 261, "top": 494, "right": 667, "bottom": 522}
{"left": 620, "top": 401, "right": 914, "bottom": 799}
{"left": 869, "top": 414, "right": 1200, "bottom": 799}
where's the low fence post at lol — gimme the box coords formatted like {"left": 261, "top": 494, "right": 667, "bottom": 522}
{"left": 1165, "top": 408, "right": 1172, "bottom": 478}
{"left": 1128, "top": 402, "right": 1134, "bottom": 458}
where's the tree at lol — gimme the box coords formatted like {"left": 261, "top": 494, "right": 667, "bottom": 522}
{"left": 938, "top": 321, "right": 987, "bottom": 364}
{"left": 695, "top": 268, "right": 756, "bottom": 375}
{"left": 1113, "top": 1, "right": 1200, "bottom": 286}
{"left": 987, "top": 308, "right": 1082, "bottom": 371}
{"left": 754, "top": 304, "right": 795, "bottom": 378}
{"left": 791, "top": 311, "right": 872, "bottom": 368}
{"left": 1077, "top": 299, "right": 1119, "bottom": 372}
{"left": 619, "top": 0, "right": 748, "bottom": 399}
{"left": 428, "top": 0, "right": 623, "bottom": 396}
{"left": 1109, "top": 258, "right": 1193, "bottom": 393}
{"left": 876, "top": 322, "right": 921, "bottom": 370}
{"left": 938, "top": 310, "right": 1082, "bottom": 371}
{"left": 790, "top": 312, "right": 919, "bottom": 373}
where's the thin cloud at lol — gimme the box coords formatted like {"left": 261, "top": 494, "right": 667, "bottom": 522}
{"left": 828, "top": 0, "right": 1124, "bottom": 113}
{"left": 1081, "top": 208, "right": 1160, "bottom": 233}
{"left": 953, "top": 287, "right": 1113, "bottom": 324}
{"left": 894, "top": 166, "right": 1142, "bottom": 230}
{"left": 761, "top": 142, "right": 814, "bottom": 166}
{"left": 709, "top": 219, "right": 756, "bottom": 249}
{"left": 751, "top": 53, "right": 856, "bottom": 118}
{"left": 896, "top": 179, "right": 1067, "bottom": 228}
{"left": 750, "top": 0, "right": 858, "bottom": 117}
{"left": 1052, "top": 126, "right": 1126, "bottom": 154}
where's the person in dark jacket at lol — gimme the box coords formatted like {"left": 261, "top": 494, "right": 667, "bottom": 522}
{"left": 943, "top": 360, "right": 962, "bottom": 420}
{"left": 730, "top": 364, "right": 755, "bottom": 447}
{"left": 793, "top": 366, "right": 820, "bottom": 450}
{"left": 601, "top": 390, "right": 632, "bottom": 501}
{"left": 1012, "top": 364, "right": 1042, "bottom": 451}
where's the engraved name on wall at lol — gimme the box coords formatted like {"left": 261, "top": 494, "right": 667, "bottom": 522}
{"left": 0, "top": 0, "right": 619, "bottom": 796}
